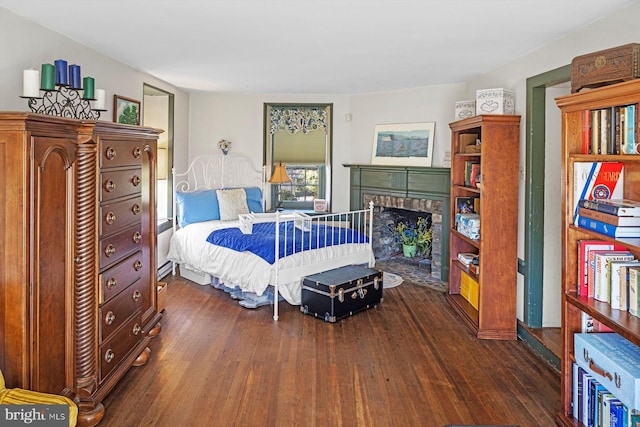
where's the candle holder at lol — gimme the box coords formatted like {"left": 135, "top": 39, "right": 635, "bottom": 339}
{"left": 20, "top": 85, "right": 104, "bottom": 120}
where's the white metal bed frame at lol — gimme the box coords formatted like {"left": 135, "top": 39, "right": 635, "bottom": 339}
{"left": 170, "top": 154, "right": 374, "bottom": 320}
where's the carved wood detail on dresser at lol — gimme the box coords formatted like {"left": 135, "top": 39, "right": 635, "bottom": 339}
{"left": 0, "top": 112, "right": 163, "bottom": 426}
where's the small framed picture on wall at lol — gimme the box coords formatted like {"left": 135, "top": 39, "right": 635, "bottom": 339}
{"left": 113, "top": 95, "right": 141, "bottom": 125}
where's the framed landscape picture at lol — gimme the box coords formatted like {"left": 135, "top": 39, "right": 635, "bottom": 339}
{"left": 371, "top": 122, "right": 435, "bottom": 167}
{"left": 113, "top": 95, "right": 141, "bottom": 125}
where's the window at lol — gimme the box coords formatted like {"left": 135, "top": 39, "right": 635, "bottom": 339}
{"left": 264, "top": 103, "right": 332, "bottom": 211}
{"left": 143, "top": 84, "right": 174, "bottom": 232}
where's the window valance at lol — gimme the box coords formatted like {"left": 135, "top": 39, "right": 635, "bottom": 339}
{"left": 269, "top": 107, "right": 328, "bottom": 135}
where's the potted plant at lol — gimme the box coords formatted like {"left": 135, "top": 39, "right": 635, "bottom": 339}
{"left": 393, "top": 217, "right": 432, "bottom": 258}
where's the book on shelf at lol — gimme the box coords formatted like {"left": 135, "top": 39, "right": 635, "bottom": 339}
{"left": 583, "top": 104, "right": 639, "bottom": 155}
{"left": 593, "top": 252, "right": 635, "bottom": 302}
{"left": 579, "top": 198, "right": 640, "bottom": 216}
{"left": 463, "top": 161, "right": 480, "bottom": 187}
{"left": 610, "top": 260, "right": 640, "bottom": 310}
{"left": 469, "top": 163, "right": 481, "bottom": 188}
{"left": 577, "top": 216, "right": 640, "bottom": 238}
{"left": 581, "top": 312, "right": 614, "bottom": 333}
{"left": 582, "top": 109, "right": 590, "bottom": 154}
{"left": 629, "top": 266, "right": 640, "bottom": 317}
{"left": 623, "top": 103, "right": 638, "bottom": 155}
{"left": 600, "top": 107, "right": 612, "bottom": 155}
{"left": 591, "top": 109, "right": 601, "bottom": 155}
{"left": 573, "top": 162, "right": 624, "bottom": 224}
{"left": 588, "top": 250, "right": 611, "bottom": 299}
{"left": 578, "top": 207, "right": 640, "bottom": 227}
{"left": 577, "top": 240, "right": 627, "bottom": 297}
{"left": 457, "top": 252, "right": 478, "bottom": 267}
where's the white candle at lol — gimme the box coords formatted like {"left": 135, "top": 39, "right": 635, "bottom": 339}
{"left": 93, "top": 89, "right": 106, "bottom": 110}
{"left": 22, "top": 69, "right": 40, "bottom": 97}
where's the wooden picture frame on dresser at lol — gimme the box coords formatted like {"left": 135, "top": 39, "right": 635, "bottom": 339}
{"left": 0, "top": 112, "right": 163, "bottom": 426}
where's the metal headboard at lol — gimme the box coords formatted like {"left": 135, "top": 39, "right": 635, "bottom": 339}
{"left": 172, "top": 154, "right": 266, "bottom": 232}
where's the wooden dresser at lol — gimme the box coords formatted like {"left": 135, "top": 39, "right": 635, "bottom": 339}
{"left": 0, "top": 112, "right": 162, "bottom": 426}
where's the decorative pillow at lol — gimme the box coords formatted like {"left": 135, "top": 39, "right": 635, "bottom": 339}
{"left": 244, "top": 187, "right": 264, "bottom": 213}
{"left": 217, "top": 188, "right": 249, "bottom": 221}
{"left": 175, "top": 190, "right": 220, "bottom": 228}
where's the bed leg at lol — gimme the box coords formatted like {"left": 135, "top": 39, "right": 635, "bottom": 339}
{"left": 273, "top": 291, "right": 279, "bottom": 321}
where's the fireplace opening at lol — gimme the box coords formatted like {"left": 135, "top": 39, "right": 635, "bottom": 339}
{"left": 376, "top": 207, "right": 433, "bottom": 272}
{"left": 364, "top": 192, "right": 445, "bottom": 282}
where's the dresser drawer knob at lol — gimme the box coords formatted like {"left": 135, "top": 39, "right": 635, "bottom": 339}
{"left": 133, "top": 260, "right": 143, "bottom": 271}
{"left": 132, "top": 204, "right": 141, "bottom": 215}
{"left": 105, "top": 311, "right": 116, "bottom": 325}
{"left": 104, "top": 349, "right": 115, "bottom": 363}
{"left": 131, "top": 175, "right": 141, "bottom": 186}
{"left": 104, "top": 180, "right": 116, "bottom": 192}
{"left": 106, "top": 277, "right": 117, "bottom": 289}
{"left": 132, "top": 290, "right": 142, "bottom": 302}
{"left": 106, "top": 147, "right": 117, "bottom": 160}
{"left": 132, "top": 231, "right": 142, "bottom": 243}
{"left": 132, "top": 147, "right": 142, "bottom": 158}
{"left": 105, "top": 211, "right": 116, "bottom": 225}
{"left": 105, "top": 244, "right": 116, "bottom": 257}
{"left": 132, "top": 323, "right": 141, "bottom": 336}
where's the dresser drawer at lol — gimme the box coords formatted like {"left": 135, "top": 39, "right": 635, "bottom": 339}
{"left": 100, "top": 139, "right": 144, "bottom": 168}
{"left": 99, "top": 312, "right": 143, "bottom": 382}
{"left": 100, "top": 196, "right": 142, "bottom": 236}
{"left": 99, "top": 223, "right": 142, "bottom": 269}
{"left": 99, "top": 251, "right": 144, "bottom": 304}
{"left": 100, "top": 168, "right": 142, "bottom": 202}
{"left": 99, "top": 278, "right": 144, "bottom": 343}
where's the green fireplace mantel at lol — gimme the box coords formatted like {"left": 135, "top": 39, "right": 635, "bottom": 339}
{"left": 344, "top": 164, "right": 450, "bottom": 282}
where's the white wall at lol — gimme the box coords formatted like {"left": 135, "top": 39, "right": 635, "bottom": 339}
{"left": 0, "top": 7, "right": 191, "bottom": 271}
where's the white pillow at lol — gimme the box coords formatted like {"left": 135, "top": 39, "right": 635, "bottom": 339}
{"left": 217, "top": 188, "right": 249, "bottom": 221}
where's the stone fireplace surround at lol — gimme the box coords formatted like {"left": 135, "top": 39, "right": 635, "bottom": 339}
{"left": 363, "top": 193, "right": 445, "bottom": 280}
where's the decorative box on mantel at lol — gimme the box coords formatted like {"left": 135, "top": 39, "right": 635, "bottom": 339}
{"left": 454, "top": 101, "right": 476, "bottom": 120}
{"left": 476, "top": 88, "right": 515, "bottom": 115}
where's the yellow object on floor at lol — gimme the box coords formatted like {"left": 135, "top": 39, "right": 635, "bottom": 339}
{"left": 0, "top": 370, "right": 78, "bottom": 426}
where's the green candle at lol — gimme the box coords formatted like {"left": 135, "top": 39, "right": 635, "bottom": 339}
{"left": 40, "top": 63, "right": 55, "bottom": 90}
{"left": 82, "top": 77, "right": 94, "bottom": 100}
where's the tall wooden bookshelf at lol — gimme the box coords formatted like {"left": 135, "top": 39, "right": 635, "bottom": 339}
{"left": 447, "top": 115, "right": 520, "bottom": 340}
{"left": 555, "top": 80, "right": 640, "bottom": 426}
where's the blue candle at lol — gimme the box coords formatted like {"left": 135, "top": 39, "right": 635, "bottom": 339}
{"left": 54, "top": 59, "right": 68, "bottom": 86}
{"left": 69, "top": 64, "right": 81, "bottom": 89}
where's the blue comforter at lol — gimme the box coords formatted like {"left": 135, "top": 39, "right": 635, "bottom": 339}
{"left": 206, "top": 222, "right": 368, "bottom": 264}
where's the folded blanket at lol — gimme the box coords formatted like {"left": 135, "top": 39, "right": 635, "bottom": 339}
{"left": 206, "top": 221, "right": 368, "bottom": 264}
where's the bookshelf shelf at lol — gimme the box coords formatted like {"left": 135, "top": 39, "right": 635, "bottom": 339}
{"left": 555, "top": 79, "right": 640, "bottom": 427}
{"left": 447, "top": 114, "right": 520, "bottom": 340}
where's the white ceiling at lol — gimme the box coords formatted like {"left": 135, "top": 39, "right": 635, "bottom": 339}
{"left": 1, "top": 0, "right": 638, "bottom": 94}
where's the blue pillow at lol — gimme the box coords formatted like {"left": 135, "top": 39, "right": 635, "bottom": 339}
{"left": 244, "top": 187, "right": 264, "bottom": 213}
{"left": 175, "top": 190, "right": 220, "bottom": 228}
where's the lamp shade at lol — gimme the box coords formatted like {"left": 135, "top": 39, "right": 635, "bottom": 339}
{"left": 268, "top": 164, "right": 291, "bottom": 184}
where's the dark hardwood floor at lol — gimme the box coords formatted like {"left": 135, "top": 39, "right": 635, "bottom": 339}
{"left": 100, "top": 274, "right": 560, "bottom": 427}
